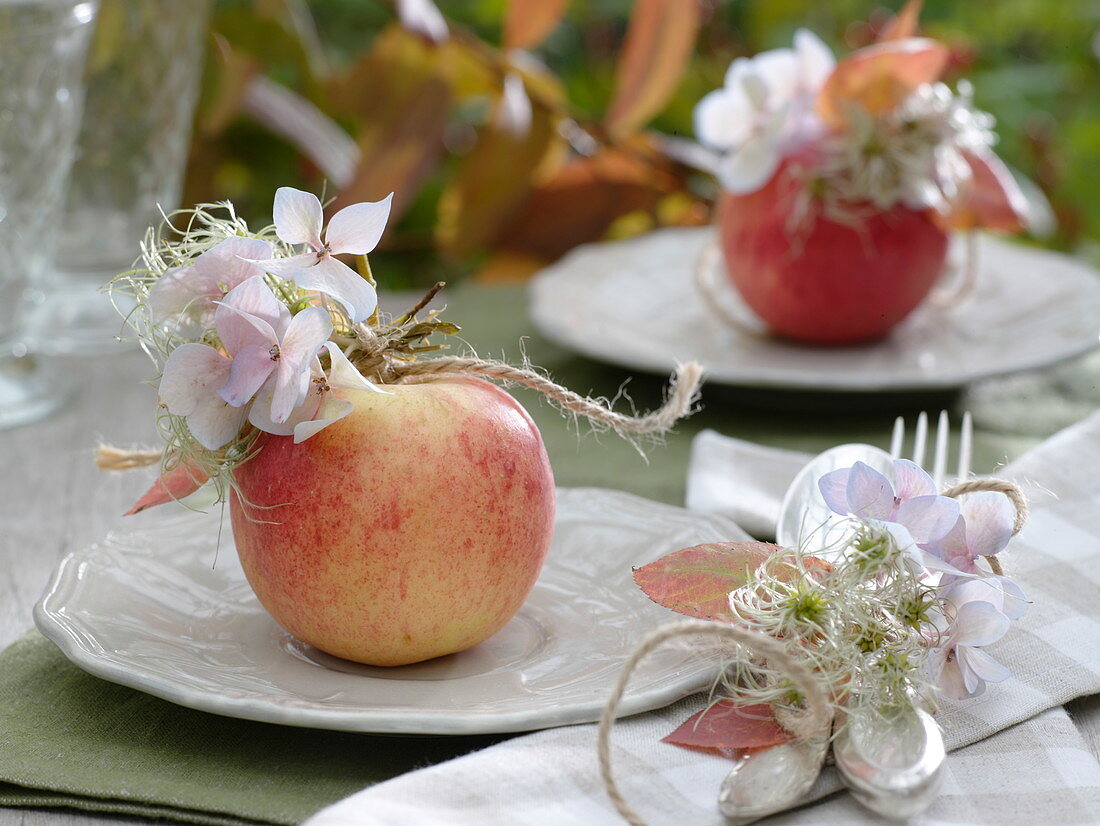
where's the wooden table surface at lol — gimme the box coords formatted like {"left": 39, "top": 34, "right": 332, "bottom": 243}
{"left": 5, "top": 290, "right": 1100, "bottom": 826}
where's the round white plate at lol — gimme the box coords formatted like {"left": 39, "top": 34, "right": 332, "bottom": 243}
{"left": 34, "top": 488, "right": 743, "bottom": 735}
{"left": 529, "top": 228, "right": 1100, "bottom": 391}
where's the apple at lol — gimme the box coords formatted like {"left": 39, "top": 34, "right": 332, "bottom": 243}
{"left": 229, "top": 376, "right": 556, "bottom": 666}
{"left": 717, "top": 161, "right": 949, "bottom": 345}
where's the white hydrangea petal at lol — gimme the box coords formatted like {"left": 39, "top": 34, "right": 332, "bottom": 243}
{"left": 281, "top": 306, "right": 333, "bottom": 371}
{"left": 953, "top": 600, "right": 1011, "bottom": 648}
{"left": 993, "top": 576, "right": 1028, "bottom": 620}
{"left": 215, "top": 277, "right": 289, "bottom": 353}
{"left": 895, "top": 494, "right": 960, "bottom": 545}
{"left": 844, "top": 461, "right": 895, "bottom": 522}
{"left": 714, "top": 128, "right": 783, "bottom": 194}
{"left": 893, "top": 458, "right": 937, "bottom": 498}
{"left": 291, "top": 254, "right": 377, "bottom": 323}
{"left": 694, "top": 88, "right": 755, "bottom": 151}
{"left": 961, "top": 646, "right": 1011, "bottom": 685}
{"left": 273, "top": 187, "right": 324, "bottom": 249}
{"left": 793, "top": 28, "right": 835, "bottom": 92}
{"left": 325, "top": 194, "right": 393, "bottom": 256}
{"left": 322, "top": 342, "right": 392, "bottom": 394}
{"left": 293, "top": 396, "right": 355, "bottom": 444}
{"left": 248, "top": 377, "right": 321, "bottom": 437}
{"left": 723, "top": 57, "right": 753, "bottom": 90}
{"left": 158, "top": 344, "right": 232, "bottom": 417}
{"left": 218, "top": 343, "right": 276, "bottom": 408}
{"left": 750, "top": 47, "right": 799, "bottom": 104}
{"left": 959, "top": 492, "right": 1015, "bottom": 558}
{"left": 195, "top": 236, "right": 273, "bottom": 292}
{"left": 187, "top": 395, "right": 248, "bottom": 451}
{"left": 817, "top": 468, "right": 852, "bottom": 515}
{"left": 936, "top": 656, "right": 971, "bottom": 701}
{"left": 149, "top": 266, "right": 213, "bottom": 322}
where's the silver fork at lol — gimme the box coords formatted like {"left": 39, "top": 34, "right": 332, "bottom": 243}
{"left": 888, "top": 409, "right": 973, "bottom": 489}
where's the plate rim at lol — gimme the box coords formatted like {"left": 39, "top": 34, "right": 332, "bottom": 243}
{"left": 529, "top": 228, "right": 1100, "bottom": 392}
{"left": 34, "top": 487, "right": 741, "bottom": 735}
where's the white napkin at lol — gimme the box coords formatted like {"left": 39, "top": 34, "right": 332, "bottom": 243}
{"left": 307, "top": 412, "right": 1100, "bottom": 826}
{"left": 684, "top": 429, "right": 810, "bottom": 539}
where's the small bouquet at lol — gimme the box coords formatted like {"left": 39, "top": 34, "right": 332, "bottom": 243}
{"left": 602, "top": 458, "right": 1028, "bottom": 821}
{"left": 694, "top": 3, "right": 1029, "bottom": 344}
{"left": 103, "top": 187, "right": 702, "bottom": 667}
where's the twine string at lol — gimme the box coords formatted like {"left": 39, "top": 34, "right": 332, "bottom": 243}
{"left": 596, "top": 621, "right": 830, "bottom": 826}
{"left": 389, "top": 358, "right": 703, "bottom": 436}
{"left": 96, "top": 356, "right": 703, "bottom": 470}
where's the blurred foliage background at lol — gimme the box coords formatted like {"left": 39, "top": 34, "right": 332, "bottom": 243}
{"left": 184, "top": 0, "right": 1100, "bottom": 290}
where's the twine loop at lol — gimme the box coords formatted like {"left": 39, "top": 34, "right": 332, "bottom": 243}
{"left": 941, "top": 477, "right": 1028, "bottom": 576}
{"left": 596, "top": 621, "right": 831, "bottom": 826}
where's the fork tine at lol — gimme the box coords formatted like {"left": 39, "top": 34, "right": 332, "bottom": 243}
{"left": 889, "top": 416, "right": 904, "bottom": 459}
{"left": 931, "top": 410, "right": 949, "bottom": 489}
{"left": 911, "top": 411, "right": 929, "bottom": 468}
{"left": 957, "top": 411, "right": 973, "bottom": 481}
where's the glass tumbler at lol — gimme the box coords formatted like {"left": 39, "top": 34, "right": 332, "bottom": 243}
{"left": 26, "top": 0, "right": 210, "bottom": 355}
{"left": 0, "top": 0, "right": 97, "bottom": 428}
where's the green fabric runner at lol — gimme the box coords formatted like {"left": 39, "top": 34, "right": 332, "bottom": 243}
{"left": 5, "top": 283, "right": 1100, "bottom": 825}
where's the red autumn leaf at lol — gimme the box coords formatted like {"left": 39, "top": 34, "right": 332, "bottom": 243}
{"left": 633, "top": 541, "right": 779, "bottom": 621}
{"left": 663, "top": 701, "right": 792, "bottom": 751}
{"left": 948, "top": 149, "right": 1030, "bottom": 233}
{"left": 503, "top": 0, "right": 570, "bottom": 51}
{"left": 605, "top": 0, "right": 702, "bottom": 137}
{"left": 877, "top": 0, "right": 923, "bottom": 42}
{"left": 818, "top": 37, "right": 948, "bottom": 127}
{"left": 125, "top": 460, "right": 210, "bottom": 516}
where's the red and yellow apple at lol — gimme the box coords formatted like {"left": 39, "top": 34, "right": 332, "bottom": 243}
{"left": 717, "top": 161, "right": 949, "bottom": 345}
{"left": 229, "top": 376, "right": 556, "bottom": 666}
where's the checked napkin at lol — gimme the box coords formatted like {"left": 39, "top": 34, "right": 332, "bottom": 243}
{"left": 308, "top": 411, "right": 1100, "bottom": 826}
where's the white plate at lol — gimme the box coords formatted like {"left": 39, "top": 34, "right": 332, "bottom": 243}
{"left": 34, "top": 488, "right": 744, "bottom": 735}
{"left": 529, "top": 228, "right": 1100, "bottom": 391}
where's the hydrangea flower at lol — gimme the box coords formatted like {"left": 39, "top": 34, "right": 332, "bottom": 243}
{"left": 694, "top": 29, "right": 833, "bottom": 193}
{"left": 922, "top": 492, "right": 1015, "bottom": 574}
{"left": 819, "top": 459, "right": 960, "bottom": 545}
{"left": 248, "top": 342, "right": 390, "bottom": 443}
{"left": 927, "top": 579, "right": 1013, "bottom": 700}
{"left": 158, "top": 277, "right": 333, "bottom": 449}
{"left": 158, "top": 343, "right": 243, "bottom": 451}
{"left": 252, "top": 187, "right": 392, "bottom": 323}
{"left": 215, "top": 277, "right": 334, "bottom": 424}
{"left": 149, "top": 236, "right": 273, "bottom": 323}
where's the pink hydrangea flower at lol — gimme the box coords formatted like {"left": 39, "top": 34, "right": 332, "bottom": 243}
{"left": 149, "top": 236, "right": 273, "bottom": 322}
{"left": 819, "top": 459, "right": 960, "bottom": 544}
{"left": 251, "top": 187, "right": 392, "bottom": 323}
{"left": 214, "top": 277, "right": 333, "bottom": 424}
{"left": 158, "top": 277, "right": 332, "bottom": 448}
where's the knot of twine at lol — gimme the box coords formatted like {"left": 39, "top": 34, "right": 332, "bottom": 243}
{"left": 598, "top": 476, "right": 1029, "bottom": 826}
{"left": 596, "top": 621, "right": 831, "bottom": 826}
